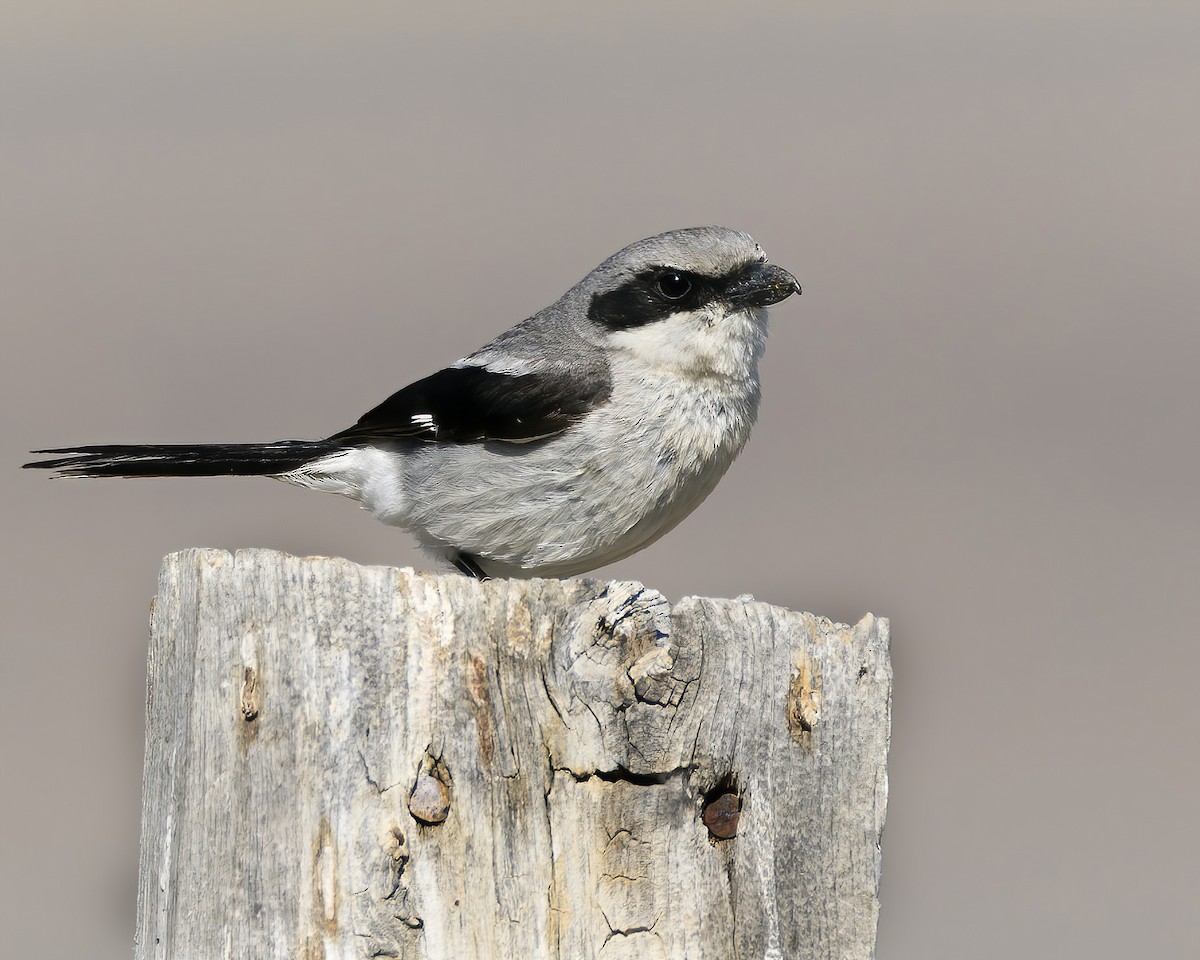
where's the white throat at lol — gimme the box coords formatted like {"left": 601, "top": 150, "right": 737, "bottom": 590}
{"left": 607, "top": 305, "right": 769, "bottom": 384}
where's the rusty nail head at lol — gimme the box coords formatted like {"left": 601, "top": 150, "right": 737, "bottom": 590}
{"left": 409, "top": 773, "right": 451, "bottom": 825}
{"left": 703, "top": 791, "right": 741, "bottom": 839}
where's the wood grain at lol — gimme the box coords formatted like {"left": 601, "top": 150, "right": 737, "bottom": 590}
{"left": 134, "top": 549, "right": 890, "bottom": 959}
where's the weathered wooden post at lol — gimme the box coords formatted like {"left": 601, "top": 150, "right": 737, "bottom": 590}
{"left": 134, "top": 548, "right": 890, "bottom": 959}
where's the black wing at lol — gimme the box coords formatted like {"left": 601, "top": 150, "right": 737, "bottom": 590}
{"left": 328, "top": 364, "right": 611, "bottom": 445}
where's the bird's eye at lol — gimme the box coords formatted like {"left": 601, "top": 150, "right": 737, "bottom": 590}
{"left": 655, "top": 270, "right": 693, "bottom": 301}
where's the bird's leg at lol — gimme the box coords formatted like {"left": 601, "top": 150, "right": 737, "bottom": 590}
{"left": 452, "top": 552, "right": 490, "bottom": 581}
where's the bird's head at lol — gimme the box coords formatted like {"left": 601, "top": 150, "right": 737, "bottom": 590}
{"left": 580, "top": 226, "right": 801, "bottom": 380}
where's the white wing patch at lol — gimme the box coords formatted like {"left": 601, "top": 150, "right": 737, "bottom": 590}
{"left": 452, "top": 355, "right": 538, "bottom": 376}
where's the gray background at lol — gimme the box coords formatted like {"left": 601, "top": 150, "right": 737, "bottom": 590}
{"left": 3, "top": 2, "right": 1197, "bottom": 957}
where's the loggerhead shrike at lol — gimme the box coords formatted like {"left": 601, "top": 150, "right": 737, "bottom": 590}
{"left": 25, "top": 227, "right": 800, "bottom": 579}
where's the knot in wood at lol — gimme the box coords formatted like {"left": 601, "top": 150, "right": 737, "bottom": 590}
{"left": 628, "top": 644, "right": 679, "bottom": 705}
{"left": 787, "top": 654, "right": 821, "bottom": 749}
{"left": 239, "top": 666, "right": 260, "bottom": 722}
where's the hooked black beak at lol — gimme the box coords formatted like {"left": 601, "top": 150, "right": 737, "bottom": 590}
{"left": 724, "top": 262, "right": 802, "bottom": 308}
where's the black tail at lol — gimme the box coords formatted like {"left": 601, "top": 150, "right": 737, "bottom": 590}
{"left": 23, "top": 440, "right": 343, "bottom": 478}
